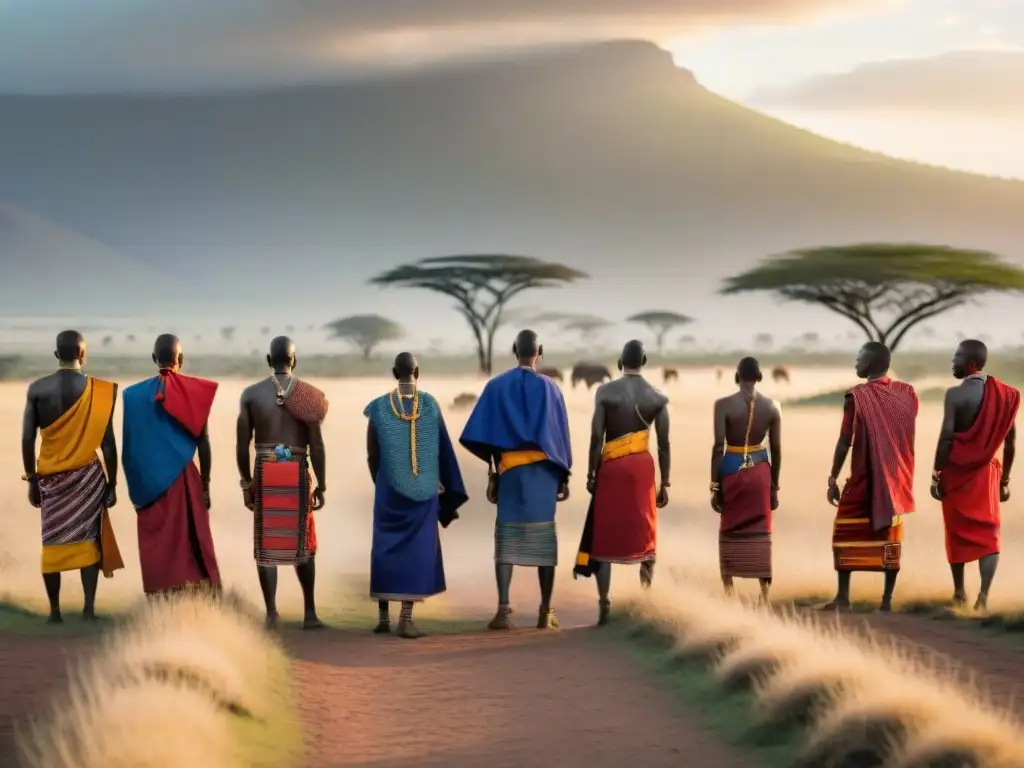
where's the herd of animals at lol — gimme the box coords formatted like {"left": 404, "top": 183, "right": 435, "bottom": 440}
{"left": 450, "top": 362, "right": 791, "bottom": 409}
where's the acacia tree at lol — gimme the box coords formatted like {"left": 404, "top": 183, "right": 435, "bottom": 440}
{"left": 101, "top": 335, "right": 114, "bottom": 348}
{"left": 753, "top": 332, "right": 773, "bottom": 349}
{"left": 220, "top": 326, "right": 236, "bottom": 344}
{"left": 369, "top": 255, "right": 587, "bottom": 375}
{"left": 721, "top": 244, "right": 1024, "bottom": 352}
{"left": 626, "top": 311, "right": 693, "bottom": 354}
{"left": 324, "top": 314, "right": 404, "bottom": 359}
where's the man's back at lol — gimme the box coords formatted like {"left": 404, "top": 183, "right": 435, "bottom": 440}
{"left": 28, "top": 371, "right": 89, "bottom": 429}
{"left": 718, "top": 391, "right": 777, "bottom": 447}
{"left": 595, "top": 376, "right": 667, "bottom": 442}
{"left": 241, "top": 377, "right": 311, "bottom": 447}
{"left": 948, "top": 377, "right": 986, "bottom": 433}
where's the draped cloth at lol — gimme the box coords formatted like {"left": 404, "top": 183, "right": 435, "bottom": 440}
{"left": 122, "top": 372, "right": 221, "bottom": 593}
{"left": 718, "top": 446, "right": 772, "bottom": 579}
{"left": 364, "top": 390, "right": 467, "bottom": 600}
{"left": 460, "top": 368, "right": 572, "bottom": 567}
{"left": 832, "top": 378, "right": 918, "bottom": 572}
{"left": 941, "top": 377, "right": 1020, "bottom": 564}
{"left": 36, "top": 376, "right": 123, "bottom": 576}
{"left": 574, "top": 430, "right": 656, "bottom": 577}
{"left": 252, "top": 378, "right": 328, "bottom": 566}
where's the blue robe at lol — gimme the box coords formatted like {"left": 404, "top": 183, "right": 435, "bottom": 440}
{"left": 364, "top": 390, "right": 467, "bottom": 601}
{"left": 459, "top": 367, "right": 572, "bottom": 566}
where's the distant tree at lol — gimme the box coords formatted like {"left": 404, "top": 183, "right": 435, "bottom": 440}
{"left": 753, "top": 332, "right": 773, "bottom": 349}
{"left": 101, "top": 335, "right": 114, "bottom": 348}
{"left": 721, "top": 244, "right": 1024, "bottom": 352}
{"left": 125, "top": 333, "right": 135, "bottom": 343}
{"left": 678, "top": 334, "right": 696, "bottom": 346}
{"left": 626, "top": 311, "right": 693, "bottom": 354}
{"left": 220, "top": 326, "right": 236, "bottom": 344}
{"left": 260, "top": 326, "right": 271, "bottom": 336}
{"left": 324, "top": 314, "right": 404, "bottom": 359}
{"left": 801, "top": 331, "right": 820, "bottom": 347}
{"left": 370, "top": 255, "right": 587, "bottom": 375}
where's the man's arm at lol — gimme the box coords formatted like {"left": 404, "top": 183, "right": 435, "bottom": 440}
{"left": 235, "top": 396, "right": 253, "bottom": 484}
{"left": 197, "top": 420, "right": 212, "bottom": 486}
{"left": 308, "top": 422, "right": 327, "bottom": 492}
{"left": 653, "top": 405, "right": 670, "bottom": 487}
{"left": 1002, "top": 423, "right": 1016, "bottom": 485}
{"left": 710, "top": 398, "right": 726, "bottom": 483}
{"left": 829, "top": 395, "right": 855, "bottom": 480}
{"left": 21, "top": 386, "right": 38, "bottom": 478}
{"left": 933, "top": 387, "right": 958, "bottom": 474}
{"left": 768, "top": 402, "right": 781, "bottom": 490}
{"left": 100, "top": 384, "right": 119, "bottom": 487}
{"left": 587, "top": 390, "right": 607, "bottom": 482}
{"left": 366, "top": 421, "right": 380, "bottom": 482}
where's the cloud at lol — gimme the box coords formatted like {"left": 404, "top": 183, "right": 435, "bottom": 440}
{"left": 0, "top": 0, "right": 885, "bottom": 93}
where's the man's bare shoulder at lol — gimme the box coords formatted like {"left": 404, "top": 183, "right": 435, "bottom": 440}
{"left": 240, "top": 378, "right": 271, "bottom": 401}
{"left": 712, "top": 392, "right": 739, "bottom": 408}
{"left": 26, "top": 372, "right": 57, "bottom": 396}
{"left": 594, "top": 380, "right": 618, "bottom": 400}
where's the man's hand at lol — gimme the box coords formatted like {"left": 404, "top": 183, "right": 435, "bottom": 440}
{"left": 710, "top": 489, "right": 723, "bottom": 514}
{"left": 311, "top": 487, "right": 325, "bottom": 511}
{"left": 1000, "top": 482, "right": 1011, "bottom": 503}
{"left": 105, "top": 484, "right": 117, "bottom": 509}
{"left": 656, "top": 484, "right": 669, "bottom": 508}
{"left": 770, "top": 487, "right": 779, "bottom": 511}
{"left": 202, "top": 483, "right": 212, "bottom": 510}
{"left": 586, "top": 475, "right": 596, "bottom": 495}
{"left": 28, "top": 477, "right": 41, "bottom": 508}
{"left": 930, "top": 480, "right": 943, "bottom": 501}
{"left": 486, "top": 472, "right": 499, "bottom": 505}
{"left": 242, "top": 487, "right": 256, "bottom": 511}
{"left": 827, "top": 482, "right": 841, "bottom": 507}
{"left": 556, "top": 481, "right": 570, "bottom": 502}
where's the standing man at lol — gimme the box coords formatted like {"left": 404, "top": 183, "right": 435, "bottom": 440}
{"left": 364, "top": 352, "right": 468, "bottom": 638}
{"left": 460, "top": 330, "right": 572, "bottom": 631}
{"left": 826, "top": 342, "right": 918, "bottom": 612}
{"left": 237, "top": 336, "right": 328, "bottom": 629}
{"left": 122, "top": 334, "right": 220, "bottom": 596}
{"left": 22, "top": 330, "right": 123, "bottom": 622}
{"left": 710, "top": 357, "right": 780, "bottom": 603}
{"left": 932, "top": 339, "right": 1018, "bottom": 611}
{"left": 574, "top": 340, "right": 669, "bottom": 625}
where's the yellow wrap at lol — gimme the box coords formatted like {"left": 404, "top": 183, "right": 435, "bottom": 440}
{"left": 37, "top": 377, "right": 116, "bottom": 475}
{"left": 602, "top": 430, "right": 649, "bottom": 461}
{"left": 499, "top": 449, "right": 548, "bottom": 474}
{"left": 725, "top": 443, "right": 764, "bottom": 455}
{"left": 37, "top": 377, "right": 121, "bottom": 576}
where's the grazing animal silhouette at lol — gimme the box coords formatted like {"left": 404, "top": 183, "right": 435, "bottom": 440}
{"left": 663, "top": 367, "right": 679, "bottom": 383}
{"left": 715, "top": 368, "right": 723, "bottom": 382}
{"left": 451, "top": 392, "right": 478, "bottom": 409}
{"left": 772, "top": 365, "right": 790, "bottom": 383}
{"left": 571, "top": 362, "right": 612, "bottom": 390}
{"left": 537, "top": 366, "right": 563, "bottom": 382}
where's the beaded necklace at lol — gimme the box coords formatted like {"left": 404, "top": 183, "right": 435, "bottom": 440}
{"left": 388, "top": 384, "right": 420, "bottom": 476}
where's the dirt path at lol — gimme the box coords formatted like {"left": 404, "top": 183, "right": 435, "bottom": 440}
{"left": 285, "top": 625, "right": 749, "bottom": 767}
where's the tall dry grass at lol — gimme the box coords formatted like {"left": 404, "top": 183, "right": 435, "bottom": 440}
{"left": 626, "top": 582, "right": 1024, "bottom": 767}
{"left": 16, "top": 591, "right": 301, "bottom": 768}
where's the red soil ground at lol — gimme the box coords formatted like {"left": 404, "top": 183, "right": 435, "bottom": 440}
{"left": 3, "top": 610, "right": 1024, "bottom": 766}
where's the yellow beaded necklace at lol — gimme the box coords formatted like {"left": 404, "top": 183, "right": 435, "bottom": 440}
{"left": 388, "top": 385, "right": 420, "bottom": 476}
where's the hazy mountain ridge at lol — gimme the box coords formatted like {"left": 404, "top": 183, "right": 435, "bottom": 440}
{"left": 749, "top": 50, "right": 1024, "bottom": 112}
{"left": 1, "top": 40, "right": 1022, "bottom": 331}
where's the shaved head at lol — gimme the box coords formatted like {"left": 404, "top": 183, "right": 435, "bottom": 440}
{"left": 513, "top": 329, "right": 542, "bottom": 361}
{"left": 620, "top": 339, "right": 646, "bottom": 370}
{"left": 268, "top": 336, "right": 297, "bottom": 370}
{"left": 393, "top": 351, "right": 419, "bottom": 381}
{"left": 953, "top": 339, "right": 988, "bottom": 379}
{"left": 152, "top": 333, "right": 182, "bottom": 369}
{"left": 54, "top": 329, "right": 86, "bottom": 365}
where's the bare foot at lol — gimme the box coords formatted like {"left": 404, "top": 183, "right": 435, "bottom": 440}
{"left": 372, "top": 620, "right": 391, "bottom": 634}
{"left": 878, "top": 598, "right": 892, "bottom": 613}
{"left": 951, "top": 592, "right": 968, "bottom": 608}
{"left": 596, "top": 601, "right": 611, "bottom": 627}
{"left": 487, "top": 608, "right": 514, "bottom": 630}
{"left": 397, "top": 620, "right": 425, "bottom": 639}
{"left": 82, "top": 610, "right": 98, "bottom": 622}
{"left": 302, "top": 615, "right": 326, "bottom": 630}
{"left": 821, "top": 600, "right": 852, "bottom": 612}
{"left": 46, "top": 612, "right": 63, "bottom": 625}
{"left": 264, "top": 613, "right": 279, "bottom": 630}
{"left": 974, "top": 593, "right": 989, "bottom": 613}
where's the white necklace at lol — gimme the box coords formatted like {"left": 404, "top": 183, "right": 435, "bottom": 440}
{"left": 269, "top": 373, "right": 296, "bottom": 405}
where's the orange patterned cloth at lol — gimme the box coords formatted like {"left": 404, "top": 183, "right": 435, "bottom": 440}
{"left": 832, "top": 378, "right": 918, "bottom": 572}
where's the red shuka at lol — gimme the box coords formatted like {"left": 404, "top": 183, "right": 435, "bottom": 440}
{"left": 590, "top": 451, "right": 657, "bottom": 564}
{"left": 941, "top": 377, "right": 1020, "bottom": 564}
